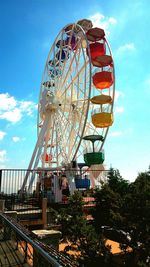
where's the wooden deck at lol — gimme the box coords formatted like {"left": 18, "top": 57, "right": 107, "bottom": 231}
{"left": 0, "top": 239, "right": 31, "bottom": 267}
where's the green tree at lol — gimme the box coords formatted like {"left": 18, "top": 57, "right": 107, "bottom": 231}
{"left": 58, "top": 191, "right": 112, "bottom": 266}
{"left": 107, "top": 167, "right": 129, "bottom": 196}
{"left": 122, "top": 170, "right": 150, "bottom": 265}
{"left": 57, "top": 191, "right": 85, "bottom": 241}
{"left": 56, "top": 167, "right": 150, "bottom": 266}
{"left": 93, "top": 184, "right": 123, "bottom": 231}
{"left": 78, "top": 223, "right": 112, "bottom": 267}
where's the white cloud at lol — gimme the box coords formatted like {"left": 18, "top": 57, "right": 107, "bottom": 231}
{"left": 115, "top": 106, "right": 124, "bottom": 113}
{"left": 0, "top": 108, "right": 22, "bottom": 122}
{"left": 0, "top": 93, "right": 37, "bottom": 123}
{"left": 117, "top": 43, "right": 135, "bottom": 54}
{"left": 109, "top": 128, "right": 133, "bottom": 138}
{"left": 12, "top": 136, "right": 20, "bottom": 142}
{"left": 145, "top": 78, "right": 150, "bottom": 88}
{"left": 0, "top": 150, "right": 6, "bottom": 162}
{"left": 0, "top": 93, "right": 17, "bottom": 111}
{"left": 108, "top": 17, "right": 117, "bottom": 25}
{"left": 19, "top": 101, "right": 37, "bottom": 116}
{"left": 143, "top": 77, "right": 150, "bottom": 94}
{"left": 109, "top": 131, "right": 122, "bottom": 137}
{"left": 0, "top": 131, "right": 6, "bottom": 140}
{"left": 115, "top": 90, "right": 125, "bottom": 102}
{"left": 147, "top": 79, "right": 150, "bottom": 86}
{"left": 89, "top": 13, "right": 117, "bottom": 35}
{"left": 125, "top": 128, "right": 133, "bottom": 135}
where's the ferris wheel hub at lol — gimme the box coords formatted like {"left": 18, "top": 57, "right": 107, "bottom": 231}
{"left": 45, "top": 103, "right": 58, "bottom": 112}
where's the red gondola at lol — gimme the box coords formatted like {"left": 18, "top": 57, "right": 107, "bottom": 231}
{"left": 44, "top": 153, "right": 52, "bottom": 162}
{"left": 86, "top": 27, "right": 105, "bottom": 42}
{"left": 92, "top": 55, "right": 113, "bottom": 68}
{"left": 87, "top": 42, "right": 106, "bottom": 59}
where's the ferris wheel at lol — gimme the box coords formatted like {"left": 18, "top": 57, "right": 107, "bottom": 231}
{"left": 22, "top": 18, "right": 115, "bottom": 190}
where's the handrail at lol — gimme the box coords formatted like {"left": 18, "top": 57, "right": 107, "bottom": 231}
{"left": 0, "top": 212, "right": 76, "bottom": 267}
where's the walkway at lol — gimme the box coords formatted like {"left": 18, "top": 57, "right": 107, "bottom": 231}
{"left": 0, "top": 238, "right": 30, "bottom": 267}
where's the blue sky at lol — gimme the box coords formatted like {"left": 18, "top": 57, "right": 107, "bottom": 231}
{"left": 0, "top": 0, "right": 150, "bottom": 181}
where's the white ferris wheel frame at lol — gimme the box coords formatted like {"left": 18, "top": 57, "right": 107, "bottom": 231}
{"left": 21, "top": 21, "right": 115, "bottom": 191}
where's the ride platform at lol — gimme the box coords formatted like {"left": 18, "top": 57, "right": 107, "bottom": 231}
{"left": 0, "top": 239, "right": 30, "bottom": 267}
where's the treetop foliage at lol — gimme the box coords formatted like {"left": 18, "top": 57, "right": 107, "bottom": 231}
{"left": 55, "top": 166, "right": 150, "bottom": 266}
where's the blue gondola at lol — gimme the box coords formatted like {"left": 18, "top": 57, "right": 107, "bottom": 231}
{"left": 75, "top": 178, "right": 90, "bottom": 189}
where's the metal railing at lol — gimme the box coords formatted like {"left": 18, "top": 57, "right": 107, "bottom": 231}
{"left": 0, "top": 212, "right": 77, "bottom": 267}
{"left": 0, "top": 168, "right": 110, "bottom": 212}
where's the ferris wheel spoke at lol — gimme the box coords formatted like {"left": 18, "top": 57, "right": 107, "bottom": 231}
{"left": 69, "top": 109, "right": 88, "bottom": 158}
{"left": 54, "top": 114, "right": 71, "bottom": 161}
{"left": 55, "top": 110, "right": 79, "bottom": 143}
{"left": 59, "top": 102, "right": 88, "bottom": 160}
{"left": 57, "top": 37, "right": 88, "bottom": 99}
{"left": 59, "top": 60, "right": 89, "bottom": 99}
{"left": 57, "top": 33, "right": 83, "bottom": 91}
{"left": 55, "top": 109, "right": 85, "bottom": 160}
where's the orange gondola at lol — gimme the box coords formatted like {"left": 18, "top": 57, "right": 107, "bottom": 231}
{"left": 92, "top": 71, "right": 113, "bottom": 89}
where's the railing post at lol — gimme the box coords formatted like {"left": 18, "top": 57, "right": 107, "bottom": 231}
{"left": 33, "top": 249, "right": 52, "bottom": 267}
{"left": 24, "top": 242, "right": 28, "bottom": 263}
{"left": 33, "top": 249, "right": 39, "bottom": 267}
{"left": 3, "top": 211, "right": 17, "bottom": 240}
{"left": 42, "top": 198, "right": 47, "bottom": 229}
{"left": 0, "top": 200, "right": 5, "bottom": 211}
{"left": 0, "top": 213, "right": 74, "bottom": 267}
{"left": 0, "top": 169, "right": 2, "bottom": 192}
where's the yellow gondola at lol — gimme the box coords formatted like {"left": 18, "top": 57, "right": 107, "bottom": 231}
{"left": 90, "top": 94, "right": 112, "bottom": 105}
{"left": 92, "top": 112, "right": 113, "bottom": 128}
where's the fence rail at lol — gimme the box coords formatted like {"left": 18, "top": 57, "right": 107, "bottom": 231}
{"left": 0, "top": 212, "right": 77, "bottom": 267}
{"left": 0, "top": 168, "right": 111, "bottom": 213}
